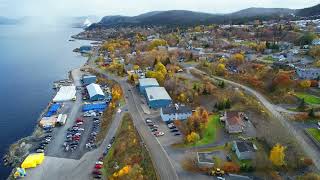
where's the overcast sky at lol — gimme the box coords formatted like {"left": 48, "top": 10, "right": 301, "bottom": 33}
{"left": 1, "top": 0, "right": 319, "bottom": 18}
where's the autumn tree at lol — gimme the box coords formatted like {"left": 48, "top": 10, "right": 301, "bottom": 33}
{"left": 309, "top": 45, "right": 320, "bottom": 59}
{"left": 112, "top": 84, "right": 123, "bottom": 101}
{"left": 186, "top": 107, "right": 209, "bottom": 135}
{"left": 186, "top": 132, "right": 200, "bottom": 143}
{"left": 299, "top": 80, "right": 311, "bottom": 89}
{"left": 222, "top": 162, "right": 240, "bottom": 173}
{"left": 272, "top": 72, "right": 293, "bottom": 90}
{"left": 269, "top": 143, "right": 286, "bottom": 166}
{"left": 148, "top": 39, "right": 168, "bottom": 50}
{"left": 216, "top": 63, "right": 226, "bottom": 76}
{"left": 231, "top": 53, "right": 245, "bottom": 65}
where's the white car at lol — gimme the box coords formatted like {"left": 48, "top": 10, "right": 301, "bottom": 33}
{"left": 107, "top": 144, "right": 112, "bottom": 149}
{"left": 167, "top": 123, "right": 174, "bottom": 128}
{"left": 78, "top": 128, "right": 85, "bottom": 131}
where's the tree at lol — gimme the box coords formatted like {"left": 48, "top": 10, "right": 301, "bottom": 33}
{"left": 133, "top": 65, "right": 140, "bottom": 71}
{"left": 155, "top": 62, "right": 167, "bottom": 75}
{"left": 298, "top": 98, "right": 307, "bottom": 111}
{"left": 309, "top": 108, "right": 315, "bottom": 117}
{"left": 309, "top": 45, "right": 320, "bottom": 59}
{"left": 186, "top": 132, "right": 200, "bottom": 143}
{"left": 299, "top": 80, "right": 311, "bottom": 89}
{"left": 269, "top": 143, "right": 286, "bottom": 166}
{"left": 272, "top": 73, "right": 293, "bottom": 89}
{"left": 216, "top": 63, "right": 226, "bottom": 76}
{"left": 225, "top": 99, "right": 231, "bottom": 109}
{"left": 148, "top": 39, "right": 167, "bottom": 50}
{"left": 232, "top": 53, "right": 245, "bottom": 65}
{"left": 298, "top": 32, "right": 317, "bottom": 46}
{"left": 222, "top": 162, "right": 240, "bottom": 173}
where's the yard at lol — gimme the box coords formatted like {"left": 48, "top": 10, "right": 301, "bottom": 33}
{"left": 295, "top": 92, "right": 320, "bottom": 105}
{"left": 194, "top": 115, "right": 221, "bottom": 146}
{"left": 102, "top": 113, "right": 157, "bottom": 179}
{"left": 306, "top": 128, "right": 320, "bottom": 142}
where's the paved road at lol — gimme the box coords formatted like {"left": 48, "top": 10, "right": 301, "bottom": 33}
{"left": 188, "top": 67, "right": 320, "bottom": 171}
{"left": 88, "top": 57, "right": 179, "bottom": 180}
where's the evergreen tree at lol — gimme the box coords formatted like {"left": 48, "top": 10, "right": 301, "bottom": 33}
{"left": 309, "top": 108, "right": 315, "bottom": 117}
{"left": 225, "top": 99, "right": 231, "bottom": 109}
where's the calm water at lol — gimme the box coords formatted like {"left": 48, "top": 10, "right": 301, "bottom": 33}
{"left": 0, "top": 23, "right": 90, "bottom": 179}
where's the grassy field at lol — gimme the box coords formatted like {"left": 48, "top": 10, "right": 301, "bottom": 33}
{"left": 194, "top": 115, "right": 221, "bottom": 146}
{"left": 306, "top": 128, "right": 320, "bottom": 142}
{"left": 295, "top": 93, "right": 320, "bottom": 105}
{"left": 102, "top": 113, "right": 157, "bottom": 179}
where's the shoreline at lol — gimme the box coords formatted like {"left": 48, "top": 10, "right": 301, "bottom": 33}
{"left": 4, "top": 54, "right": 88, "bottom": 179}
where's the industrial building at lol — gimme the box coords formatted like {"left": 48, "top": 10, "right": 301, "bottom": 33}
{"left": 82, "top": 75, "right": 97, "bottom": 85}
{"left": 145, "top": 87, "right": 172, "bottom": 109}
{"left": 139, "top": 78, "right": 159, "bottom": 94}
{"left": 86, "top": 83, "right": 105, "bottom": 101}
{"left": 53, "top": 86, "right": 76, "bottom": 102}
{"left": 160, "top": 104, "right": 192, "bottom": 122}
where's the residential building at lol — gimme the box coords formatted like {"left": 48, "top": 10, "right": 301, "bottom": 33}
{"left": 82, "top": 75, "right": 97, "bottom": 85}
{"left": 221, "top": 111, "right": 245, "bottom": 134}
{"left": 160, "top": 104, "right": 192, "bottom": 122}
{"left": 232, "top": 141, "right": 257, "bottom": 160}
{"left": 138, "top": 78, "right": 159, "bottom": 94}
{"left": 312, "top": 39, "right": 320, "bottom": 46}
{"left": 145, "top": 87, "right": 172, "bottom": 109}
{"left": 296, "top": 67, "right": 320, "bottom": 80}
{"left": 86, "top": 83, "right": 105, "bottom": 101}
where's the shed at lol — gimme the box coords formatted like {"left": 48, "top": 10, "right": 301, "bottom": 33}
{"left": 82, "top": 75, "right": 97, "bottom": 85}
{"left": 139, "top": 78, "right": 159, "bottom": 94}
{"left": 145, "top": 87, "right": 172, "bottom": 109}
{"left": 86, "top": 83, "right": 105, "bottom": 101}
{"left": 53, "top": 86, "right": 76, "bottom": 102}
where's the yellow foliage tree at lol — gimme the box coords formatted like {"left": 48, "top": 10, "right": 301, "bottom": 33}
{"left": 177, "top": 93, "right": 187, "bottom": 103}
{"left": 216, "top": 63, "right": 226, "bottom": 75}
{"left": 155, "top": 62, "right": 167, "bottom": 75}
{"left": 133, "top": 65, "right": 140, "bottom": 71}
{"left": 113, "top": 165, "right": 131, "bottom": 177}
{"left": 186, "top": 132, "right": 200, "bottom": 143}
{"left": 112, "top": 85, "right": 123, "bottom": 101}
{"left": 299, "top": 80, "right": 311, "bottom": 89}
{"left": 269, "top": 143, "right": 286, "bottom": 166}
{"left": 232, "top": 53, "right": 245, "bottom": 64}
{"left": 149, "top": 39, "right": 167, "bottom": 50}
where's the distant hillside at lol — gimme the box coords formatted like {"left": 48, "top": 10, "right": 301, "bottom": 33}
{"left": 88, "top": 4, "right": 319, "bottom": 29}
{"left": 296, "top": 4, "right": 320, "bottom": 17}
{"left": 230, "top": 7, "right": 294, "bottom": 17}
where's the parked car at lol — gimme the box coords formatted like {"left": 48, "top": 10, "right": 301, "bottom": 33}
{"left": 145, "top": 118, "right": 152, "bottom": 123}
{"left": 107, "top": 144, "right": 112, "bottom": 149}
{"left": 95, "top": 164, "right": 103, "bottom": 169}
{"left": 171, "top": 129, "right": 179, "bottom": 133}
{"left": 174, "top": 133, "right": 181, "bottom": 136}
{"left": 92, "top": 170, "right": 102, "bottom": 175}
{"left": 36, "top": 149, "right": 45, "bottom": 153}
{"left": 151, "top": 128, "right": 158, "bottom": 132}
{"left": 154, "top": 131, "right": 164, "bottom": 137}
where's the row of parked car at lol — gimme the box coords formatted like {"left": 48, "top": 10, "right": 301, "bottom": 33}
{"left": 35, "top": 129, "right": 53, "bottom": 153}
{"left": 167, "top": 122, "right": 181, "bottom": 136}
{"left": 145, "top": 118, "right": 164, "bottom": 137}
{"left": 63, "top": 118, "right": 85, "bottom": 152}
{"left": 85, "top": 117, "right": 101, "bottom": 150}
{"left": 91, "top": 136, "right": 116, "bottom": 179}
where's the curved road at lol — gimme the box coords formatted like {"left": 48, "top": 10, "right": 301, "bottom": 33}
{"left": 189, "top": 67, "right": 320, "bottom": 171}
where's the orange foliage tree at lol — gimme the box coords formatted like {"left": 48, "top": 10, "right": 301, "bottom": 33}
{"left": 222, "top": 162, "right": 240, "bottom": 173}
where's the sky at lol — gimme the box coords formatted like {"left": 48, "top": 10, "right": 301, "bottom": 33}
{"left": 0, "top": 0, "right": 319, "bottom": 18}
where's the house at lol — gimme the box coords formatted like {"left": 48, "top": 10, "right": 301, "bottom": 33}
{"left": 160, "top": 104, "right": 192, "bottom": 122}
{"left": 221, "top": 111, "right": 245, "bottom": 134}
{"left": 82, "top": 75, "right": 97, "bottom": 85}
{"left": 145, "top": 87, "right": 172, "bottom": 109}
{"left": 138, "top": 78, "right": 159, "bottom": 94}
{"left": 296, "top": 67, "right": 320, "bottom": 80}
{"left": 232, "top": 141, "right": 257, "bottom": 160}
{"left": 86, "top": 83, "right": 105, "bottom": 101}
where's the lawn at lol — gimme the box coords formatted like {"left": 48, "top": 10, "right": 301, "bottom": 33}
{"left": 102, "top": 113, "right": 157, "bottom": 179}
{"left": 194, "top": 115, "right": 221, "bottom": 146}
{"left": 295, "top": 93, "right": 320, "bottom": 105}
{"left": 306, "top": 128, "right": 320, "bottom": 142}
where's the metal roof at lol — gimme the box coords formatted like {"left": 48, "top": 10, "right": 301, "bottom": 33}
{"left": 162, "top": 105, "right": 192, "bottom": 114}
{"left": 145, "top": 87, "right": 171, "bottom": 101}
{"left": 86, "top": 83, "right": 105, "bottom": 98}
{"left": 139, "top": 78, "right": 159, "bottom": 87}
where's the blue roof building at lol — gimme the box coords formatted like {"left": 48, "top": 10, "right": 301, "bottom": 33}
{"left": 145, "top": 87, "right": 172, "bottom": 109}
{"left": 139, "top": 78, "right": 159, "bottom": 94}
{"left": 86, "top": 83, "right": 105, "bottom": 101}
{"left": 83, "top": 75, "right": 97, "bottom": 85}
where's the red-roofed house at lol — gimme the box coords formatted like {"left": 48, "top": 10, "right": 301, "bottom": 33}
{"left": 221, "top": 111, "right": 245, "bottom": 134}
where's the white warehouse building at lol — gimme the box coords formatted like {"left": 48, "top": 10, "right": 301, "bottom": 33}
{"left": 160, "top": 104, "right": 192, "bottom": 122}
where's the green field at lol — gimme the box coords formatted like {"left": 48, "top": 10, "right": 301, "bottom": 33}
{"left": 194, "top": 115, "right": 221, "bottom": 146}
{"left": 307, "top": 128, "right": 320, "bottom": 142}
{"left": 295, "top": 93, "right": 320, "bottom": 105}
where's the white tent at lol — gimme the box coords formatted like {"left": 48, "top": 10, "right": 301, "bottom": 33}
{"left": 53, "top": 86, "right": 76, "bottom": 102}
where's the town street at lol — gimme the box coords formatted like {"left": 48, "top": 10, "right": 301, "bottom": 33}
{"left": 188, "top": 67, "right": 320, "bottom": 171}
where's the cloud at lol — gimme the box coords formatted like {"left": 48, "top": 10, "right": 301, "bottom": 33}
{"left": 0, "top": 0, "right": 319, "bottom": 17}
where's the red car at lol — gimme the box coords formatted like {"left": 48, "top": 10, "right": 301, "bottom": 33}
{"left": 75, "top": 118, "right": 83, "bottom": 123}
{"left": 95, "top": 164, "right": 102, "bottom": 169}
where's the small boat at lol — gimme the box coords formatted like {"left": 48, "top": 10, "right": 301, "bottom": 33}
{"left": 69, "top": 39, "right": 75, "bottom": 42}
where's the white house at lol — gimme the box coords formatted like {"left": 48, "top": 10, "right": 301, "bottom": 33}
{"left": 296, "top": 67, "right": 320, "bottom": 80}
{"left": 160, "top": 104, "right": 192, "bottom": 122}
